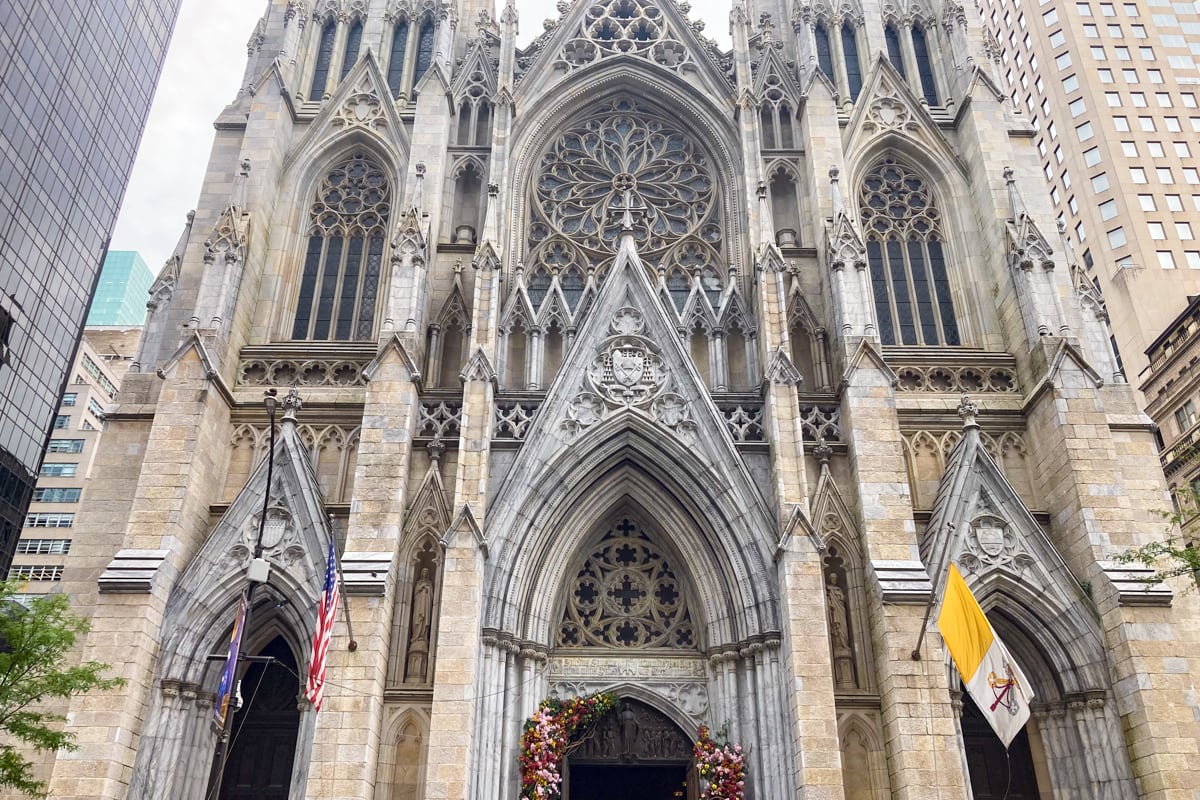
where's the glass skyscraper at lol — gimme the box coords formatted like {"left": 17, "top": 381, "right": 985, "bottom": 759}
{"left": 87, "top": 251, "right": 155, "bottom": 326}
{"left": 0, "top": 0, "right": 181, "bottom": 572}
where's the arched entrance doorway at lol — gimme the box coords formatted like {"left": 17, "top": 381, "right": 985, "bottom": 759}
{"left": 215, "top": 636, "right": 302, "bottom": 800}
{"left": 564, "top": 698, "right": 697, "bottom": 800}
{"left": 961, "top": 691, "right": 1039, "bottom": 800}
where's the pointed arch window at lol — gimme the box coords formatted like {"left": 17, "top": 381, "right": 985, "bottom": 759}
{"left": 341, "top": 19, "right": 363, "bottom": 80}
{"left": 292, "top": 154, "right": 390, "bottom": 341}
{"left": 414, "top": 19, "right": 435, "bottom": 84}
{"left": 387, "top": 20, "right": 410, "bottom": 97}
{"left": 841, "top": 23, "right": 863, "bottom": 100}
{"left": 310, "top": 19, "right": 338, "bottom": 98}
{"left": 912, "top": 25, "right": 940, "bottom": 105}
{"left": 885, "top": 24, "right": 906, "bottom": 77}
{"left": 859, "top": 158, "right": 960, "bottom": 346}
{"left": 814, "top": 23, "right": 834, "bottom": 79}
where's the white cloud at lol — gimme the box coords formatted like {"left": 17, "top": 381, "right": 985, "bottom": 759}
{"left": 111, "top": 0, "right": 733, "bottom": 274}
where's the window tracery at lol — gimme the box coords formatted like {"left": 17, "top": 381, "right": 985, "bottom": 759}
{"left": 558, "top": 518, "right": 698, "bottom": 650}
{"left": 859, "top": 158, "right": 959, "bottom": 346}
{"left": 529, "top": 99, "right": 722, "bottom": 267}
{"left": 291, "top": 154, "right": 390, "bottom": 341}
{"left": 387, "top": 19, "right": 409, "bottom": 97}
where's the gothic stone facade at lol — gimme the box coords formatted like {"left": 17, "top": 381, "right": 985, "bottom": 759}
{"left": 30, "top": 0, "right": 1200, "bottom": 798}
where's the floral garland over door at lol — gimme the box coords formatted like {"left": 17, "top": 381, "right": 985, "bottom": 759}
{"left": 517, "top": 692, "right": 747, "bottom": 800}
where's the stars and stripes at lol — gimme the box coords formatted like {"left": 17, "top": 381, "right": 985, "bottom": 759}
{"left": 305, "top": 537, "right": 340, "bottom": 711}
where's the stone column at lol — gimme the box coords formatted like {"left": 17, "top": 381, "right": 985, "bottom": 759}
{"left": 838, "top": 364, "right": 967, "bottom": 800}
{"left": 305, "top": 340, "right": 421, "bottom": 799}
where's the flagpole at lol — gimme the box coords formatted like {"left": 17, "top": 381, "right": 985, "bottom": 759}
{"left": 911, "top": 530, "right": 954, "bottom": 661}
{"left": 327, "top": 516, "right": 357, "bottom": 652}
{"left": 210, "top": 388, "right": 279, "bottom": 800}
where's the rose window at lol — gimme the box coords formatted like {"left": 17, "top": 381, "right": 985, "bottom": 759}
{"left": 557, "top": 518, "right": 698, "bottom": 650}
{"left": 529, "top": 99, "right": 721, "bottom": 265}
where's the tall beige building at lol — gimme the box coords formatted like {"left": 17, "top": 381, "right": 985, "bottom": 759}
{"left": 7, "top": 328, "right": 140, "bottom": 605}
{"left": 22, "top": 0, "right": 1200, "bottom": 799}
{"left": 978, "top": 0, "right": 1200, "bottom": 388}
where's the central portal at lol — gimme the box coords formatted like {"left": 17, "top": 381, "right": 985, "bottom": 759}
{"left": 563, "top": 698, "right": 697, "bottom": 800}
{"left": 567, "top": 764, "right": 688, "bottom": 799}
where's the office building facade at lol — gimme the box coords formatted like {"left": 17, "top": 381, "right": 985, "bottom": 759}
{"left": 0, "top": 0, "right": 181, "bottom": 572}
{"left": 979, "top": 0, "right": 1200, "bottom": 388}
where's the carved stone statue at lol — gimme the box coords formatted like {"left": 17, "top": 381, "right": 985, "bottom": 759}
{"left": 405, "top": 568, "right": 435, "bottom": 682}
{"left": 410, "top": 568, "right": 434, "bottom": 642}
{"left": 826, "top": 572, "right": 857, "bottom": 689}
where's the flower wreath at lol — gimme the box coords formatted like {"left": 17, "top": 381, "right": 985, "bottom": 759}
{"left": 518, "top": 691, "right": 617, "bottom": 799}
{"left": 694, "top": 725, "right": 747, "bottom": 799}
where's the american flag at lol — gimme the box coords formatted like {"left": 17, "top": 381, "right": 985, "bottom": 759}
{"left": 305, "top": 537, "right": 339, "bottom": 710}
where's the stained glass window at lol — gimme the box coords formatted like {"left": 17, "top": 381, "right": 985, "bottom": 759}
{"left": 557, "top": 518, "right": 698, "bottom": 650}
{"left": 912, "top": 25, "right": 939, "bottom": 105}
{"left": 842, "top": 23, "right": 863, "bottom": 100}
{"left": 414, "top": 20, "right": 435, "bottom": 84}
{"left": 885, "top": 25, "right": 906, "bottom": 77}
{"left": 387, "top": 20, "right": 409, "bottom": 97}
{"left": 310, "top": 19, "right": 337, "bottom": 98}
{"left": 859, "top": 158, "right": 959, "bottom": 346}
{"left": 341, "top": 19, "right": 363, "bottom": 80}
{"left": 815, "top": 24, "right": 834, "bottom": 79}
{"left": 292, "top": 155, "right": 390, "bottom": 341}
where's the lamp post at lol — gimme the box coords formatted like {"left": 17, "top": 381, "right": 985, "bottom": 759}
{"left": 209, "top": 388, "right": 279, "bottom": 800}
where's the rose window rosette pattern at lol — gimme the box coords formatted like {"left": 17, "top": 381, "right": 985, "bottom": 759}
{"left": 530, "top": 100, "right": 721, "bottom": 267}
{"left": 557, "top": 519, "right": 697, "bottom": 650}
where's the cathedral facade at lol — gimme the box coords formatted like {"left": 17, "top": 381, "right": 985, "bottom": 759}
{"left": 34, "top": 0, "right": 1200, "bottom": 798}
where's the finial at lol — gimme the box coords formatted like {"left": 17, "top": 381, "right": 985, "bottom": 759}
{"left": 957, "top": 393, "right": 978, "bottom": 429}
{"left": 829, "top": 165, "right": 846, "bottom": 216}
{"left": 813, "top": 437, "right": 833, "bottom": 465}
{"left": 427, "top": 435, "right": 445, "bottom": 467}
{"left": 1004, "top": 165, "right": 1027, "bottom": 220}
{"left": 281, "top": 386, "right": 303, "bottom": 422}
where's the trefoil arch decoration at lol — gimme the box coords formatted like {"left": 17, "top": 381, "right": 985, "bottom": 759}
{"left": 557, "top": 518, "right": 699, "bottom": 651}
{"left": 291, "top": 152, "right": 390, "bottom": 341}
{"left": 858, "top": 157, "right": 960, "bottom": 346}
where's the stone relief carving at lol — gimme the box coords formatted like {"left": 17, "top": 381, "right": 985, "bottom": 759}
{"left": 332, "top": 77, "right": 387, "bottom": 130}
{"left": 958, "top": 507, "right": 1037, "bottom": 582}
{"left": 565, "top": 698, "right": 693, "bottom": 761}
{"left": 895, "top": 364, "right": 1018, "bottom": 393}
{"left": 563, "top": 308, "right": 697, "bottom": 442}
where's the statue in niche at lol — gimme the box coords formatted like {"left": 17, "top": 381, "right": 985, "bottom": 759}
{"left": 405, "top": 566, "right": 436, "bottom": 682}
{"left": 619, "top": 703, "right": 641, "bottom": 757}
{"left": 825, "top": 571, "right": 857, "bottom": 689}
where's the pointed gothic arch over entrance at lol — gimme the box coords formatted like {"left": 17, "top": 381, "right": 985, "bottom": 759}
{"left": 563, "top": 698, "right": 696, "bottom": 800}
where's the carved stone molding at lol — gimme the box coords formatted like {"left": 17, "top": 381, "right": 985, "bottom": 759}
{"left": 894, "top": 364, "right": 1018, "bottom": 393}
{"left": 238, "top": 358, "right": 368, "bottom": 387}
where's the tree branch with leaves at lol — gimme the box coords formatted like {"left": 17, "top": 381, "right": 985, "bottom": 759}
{"left": 0, "top": 582, "right": 124, "bottom": 798}
{"left": 1116, "top": 484, "right": 1200, "bottom": 592}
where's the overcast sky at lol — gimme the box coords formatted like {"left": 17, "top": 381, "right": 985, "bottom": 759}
{"left": 110, "top": 0, "right": 734, "bottom": 273}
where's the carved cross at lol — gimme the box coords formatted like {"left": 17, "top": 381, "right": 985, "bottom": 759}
{"left": 610, "top": 188, "right": 645, "bottom": 232}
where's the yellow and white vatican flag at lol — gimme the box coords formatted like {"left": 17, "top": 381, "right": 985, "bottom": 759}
{"left": 936, "top": 563, "right": 1034, "bottom": 748}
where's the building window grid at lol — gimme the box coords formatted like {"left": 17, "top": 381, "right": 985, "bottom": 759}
{"left": 31, "top": 487, "right": 81, "bottom": 503}
{"left": 23, "top": 513, "right": 75, "bottom": 528}
{"left": 16, "top": 539, "right": 72, "bottom": 555}
{"left": 39, "top": 463, "right": 78, "bottom": 478}
{"left": 8, "top": 565, "right": 64, "bottom": 581}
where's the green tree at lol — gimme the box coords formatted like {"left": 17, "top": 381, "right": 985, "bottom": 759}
{"left": 0, "top": 582, "right": 124, "bottom": 798}
{"left": 1116, "top": 484, "right": 1200, "bottom": 592}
